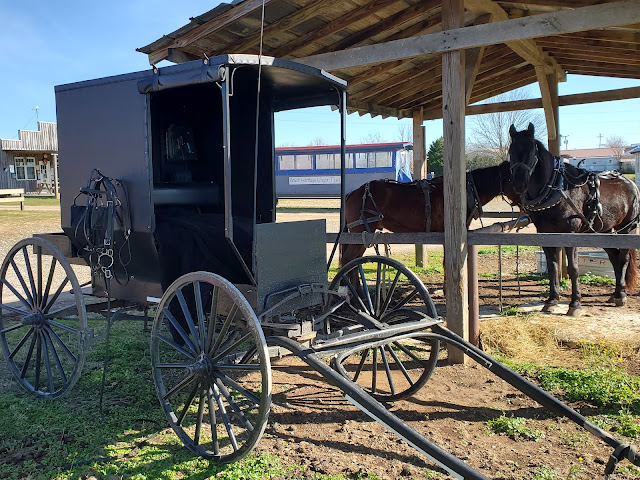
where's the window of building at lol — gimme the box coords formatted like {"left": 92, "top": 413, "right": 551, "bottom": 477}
{"left": 316, "top": 153, "right": 338, "bottom": 169}
{"left": 14, "top": 157, "right": 36, "bottom": 180}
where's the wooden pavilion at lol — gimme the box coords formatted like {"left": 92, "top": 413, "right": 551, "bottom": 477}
{"left": 138, "top": 0, "right": 640, "bottom": 362}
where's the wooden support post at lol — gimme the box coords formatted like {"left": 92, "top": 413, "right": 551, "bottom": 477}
{"left": 53, "top": 154, "right": 60, "bottom": 199}
{"left": 468, "top": 245, "right": 479, "bottom": 347}
{"left": 413, "top": 110, "right": 426, "bottom": 267}
{"left": 442, "top": 0, "right": 468, "bottom": 364}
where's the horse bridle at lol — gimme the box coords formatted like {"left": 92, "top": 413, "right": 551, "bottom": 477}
{"left": 509, "top": 141, "right": 539, "bottom": 187}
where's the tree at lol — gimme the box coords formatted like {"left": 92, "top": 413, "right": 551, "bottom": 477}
{"left": 467, "top": 89, "right": 547, "bottom": 164}
{"left": 397, "top": 122, "right": 412, "bottom": 143}
{"left": 308, "top": 136, "right": 326, "bottom": 146}
{"left": 361, "top": 131, "right": 387, "bottom": 144}
{"left": 605, "top": 135, "right": 627, "bottom": 161}
{"left": 427, "top": 137, "right": 444, "bottom": 177}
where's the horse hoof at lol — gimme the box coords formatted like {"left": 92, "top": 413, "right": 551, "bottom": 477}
{"left": 615, "top": 297, "right": 627, "bottom": 307}
{"left": 567, "top": 307, "right": 583, "bottom": 317}
{"left": 541, "top": 303, "right": 559, "bottom": 314}
{"left": 607, "top": 295, "right": 616, "bottom": 303}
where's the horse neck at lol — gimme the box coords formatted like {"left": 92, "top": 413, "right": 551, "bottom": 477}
{"left": 471, "top": 164, "right": 504, "bottom": 205}
{"left": 527, "top": 141, "right": 555, "bottom": 198}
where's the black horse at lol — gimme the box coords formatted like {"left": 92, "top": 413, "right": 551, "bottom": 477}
{"left": 508, "top": 123, "right": 640, "bottom": 315}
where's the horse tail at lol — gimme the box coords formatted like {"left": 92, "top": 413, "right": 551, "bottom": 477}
{"left": 626, "top": 249, "right": 638, "bottom": 293}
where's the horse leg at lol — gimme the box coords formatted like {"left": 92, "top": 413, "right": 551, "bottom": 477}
{"left": 541, "top": 247, "right": 562, "bottom": 313}
{"left": 604, "top": 248, "right": 627, "bottom": 306}
{"left": 565, "top": 247, "right": 582, "bottom": 316}
{"left": 340, "top": 241, "right": 367, "bottom": 268}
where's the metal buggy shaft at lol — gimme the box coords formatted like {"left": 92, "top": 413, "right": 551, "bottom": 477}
{"left": 266, "top": 325, "right": 640, "bottom": 479}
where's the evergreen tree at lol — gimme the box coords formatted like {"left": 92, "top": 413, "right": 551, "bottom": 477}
{"left": 427, "top": 137, "right": 444, "bottom": 177}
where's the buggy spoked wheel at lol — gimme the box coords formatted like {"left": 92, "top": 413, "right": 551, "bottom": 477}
{"left": 0, "top": 237, "right": 88, "bottom": 398}
{"left": 151, "top": 272, "right": 271, "bottom": 463}
{"left": 326, "top": 256, "right": 439, "bottom": 401}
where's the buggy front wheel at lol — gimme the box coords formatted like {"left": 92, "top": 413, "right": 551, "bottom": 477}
{"left": 151, "top": 272, "right": 271, "bottom": 463}
{"left": 326, "top": 256, "right": 439, "bottom": 401}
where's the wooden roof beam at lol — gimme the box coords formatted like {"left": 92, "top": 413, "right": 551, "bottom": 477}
{"left": 269, "top": 0, "right": 399, "bottom": 58}
{"left": 147, "top": 0, "right": 277, "bottom": 64}
{"left": 464, "top": 0, "right": 565, "bottom": 82}
{"left": 299, "top": 1, "right": 640, "bottom": 71}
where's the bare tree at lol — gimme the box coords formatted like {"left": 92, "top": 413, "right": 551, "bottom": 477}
{"left": 308, "top": 136, "right": 327, "bottom": 146}
{"left": 361, "top": 131, "right": 387, "bottom": 144}
{"left": 605, "top": 135, "right": 627, "bottom": 161}
{"left": 467, "top": 89, "right": 547, "bottom": 165}
{"left": 397, "top": 122, "right": 413, "bottom": 143}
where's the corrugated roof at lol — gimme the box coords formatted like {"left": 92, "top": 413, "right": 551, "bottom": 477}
{"left": 137, "top": 0, "right": 640, "bottom": 119}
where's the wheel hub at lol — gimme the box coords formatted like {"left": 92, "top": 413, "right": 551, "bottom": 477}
{"left": 187, "top": 355, "right": 214, "bottom": 376}
{"left": 22, "top": 310, "right": 46, "bottom": 328}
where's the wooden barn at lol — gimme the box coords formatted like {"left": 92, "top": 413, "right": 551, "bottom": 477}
{"left": 0, "top": 121, "right": 59, "bottom": 195}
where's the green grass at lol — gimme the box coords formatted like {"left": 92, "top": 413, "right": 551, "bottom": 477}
{"left": 24, "top": 196, "right": 61, "bottom": 207}
{"left": 578, "top": 272, "right": 615, "bottom": 286}
{"left": 476, "top": 245, "right": 539, "bottom": 256}
{"left": 487, "top": 415, "right": 544, "bottom": 441}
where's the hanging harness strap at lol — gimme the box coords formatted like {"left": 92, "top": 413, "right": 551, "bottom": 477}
{"left": 416, "top": 179, "right": 434, "bottom": 232}
{"left": 346, "top": 182, "right": 385, "bottom": 231}
{"left": 466, "top": 173, "right": 483, "bottom": 225}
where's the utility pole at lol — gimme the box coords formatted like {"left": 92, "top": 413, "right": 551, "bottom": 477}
{"left": 33, "top": 106, "right": 40, "bottom": 123}
{"left": 560, "top": 135, "right": 569, "bottom": 150}
{"left": 598, "top": 133, "right": 603, "bottom": 148}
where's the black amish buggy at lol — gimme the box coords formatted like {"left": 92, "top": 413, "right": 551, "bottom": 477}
{"left": 0, "top": 55, "right": 637, "bottom": 477}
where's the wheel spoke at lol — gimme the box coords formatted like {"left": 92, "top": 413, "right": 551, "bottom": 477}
{"left": 43, "top": 277, "right": 70, "bottom": 314}
{"left": 44, "top": 325, "right": 77, "bottom": 363}
{"left": 215, "top": 378, "right": 254, "bottom": 431}
{"left": 163, "top": 372, "right": 196, "bottom": 401}
{"left": 387, "top": 343, "right": 415, "bottom": 386}
{"left": 352, "top": 348, "right": 370, "bottom": 382}
{"left": 209, "top": 304, "right": 238, "bottom": 357}
{"left": 343, "top": 275, "right": 369, "bottom": 314}
{"left": 9, "top": 327, "right": 34, "bottom": 359}
{"left": 212, "top": 383, "right": 239, "bottom": 452}
{"left": 393, "top": 341, "right": 428, "bottom": 366}
{"left": 393, "top": 287, "right": 420, "bottom": 311}
{"left": 214, "top": 371, "right": 261, "bottom": 406}
{"left": 41, "top": 329, "right": 60, "bottom": 392}
{"left": 207, "top": 388, "right": 220, "bottom": 455}
{"left": 2, "top": 278, "right": 33, "bottom": 311}
{"left": 36, "top": 247, "right": 43, "bottom": 310}
{"left": 10, "top": 259, "right": 34, "bottom": 307}
{"left": 380, "top": 346, "right": 395, "bottom": 395}
{"left": 20, "top": 333, "right": 37, "bottom": 379}
{"left": 176, "top": 289, "right": 201, "bottom": 352}
{"left": 41, "top": 256, "right": 58, "bottom": 311}
{"left": 379, "top": 270, "right": 401, "bottom": 317}
{"left": 0, "top": 302, "right": 31, "bottom": 316}
{"left": 194, "top": 281, "right": 207, "bottom": 351}
{"left": 157, "top": 334, "right": 195, "bottom": 360}
{"left": 358, "top": 265, "right": 374, "bottom": 315}
{"left": 374, "top": 262, "right": 382, "bottom": 316}
{"left": 34, "top": 331, "right": 43, "bottom": 391}
{"left": 371, "top": 347, "right": 378, "bottom": 394}
{"left": 177, "top": 381, "right": 200, "bottom": 426}
{"left": 21, "top": 247, "right": 38, "bottom": 310}
{"left": 162, "top": 307, "right": 198, "bottom": 356}
{"left": 155, "top": 362, "right": 192, "bottom": 369}
{"left": 206, "top": 286, "right": 219, "bottom": 353}
{"left": 194, "top": 389, "right": 206, "bottom": 446}
{"left": 1, "top": 322, "right": 25, "bottom": 335}
{"left": 211, "top": 332, "right": 252, "bottom": 364}
{"left": 47, "top": 319, "right": 81, "bottom": 335}
{"left": 216, "top": 363, "right": 261, "bottom": 371}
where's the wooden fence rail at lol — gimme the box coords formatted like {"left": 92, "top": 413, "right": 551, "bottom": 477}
{"left": 0, "top": 188, "right": 25, "bottom": 211}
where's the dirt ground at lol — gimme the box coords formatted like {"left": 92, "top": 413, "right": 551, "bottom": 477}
{"left": 1, "top": 203, "right": 639, "bottom": 479}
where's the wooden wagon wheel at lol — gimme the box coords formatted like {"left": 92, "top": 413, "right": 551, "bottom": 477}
{"left": 326, "top": 256, "right": 439, "bottom": 402}
{"left": 151, "top": 271, "right": 271, "bottom": 463}
{"left": 0, "top": 237, "right": 88, "bottom": 398}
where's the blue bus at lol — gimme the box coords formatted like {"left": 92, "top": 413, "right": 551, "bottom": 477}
{"left": 275, "top": 142, "right": 413, "bottom": 197}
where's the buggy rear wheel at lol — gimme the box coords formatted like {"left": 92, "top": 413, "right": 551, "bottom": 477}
{"left": 326, "top": 256, "right": 439, "bottom": 401}
{"left": 151, "top": 272, "right": 271, "bottom": 463}
{"left": 0, "top": 237, "right": 88, "bottom": 398}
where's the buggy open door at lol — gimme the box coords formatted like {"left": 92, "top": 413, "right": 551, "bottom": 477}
{"left": 139, "top": 55, "right": 348, "bottom": 307}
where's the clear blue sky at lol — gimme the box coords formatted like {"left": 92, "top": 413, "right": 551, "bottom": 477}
{"left": 2, "top": 1, "right": 639, "bottom": 150}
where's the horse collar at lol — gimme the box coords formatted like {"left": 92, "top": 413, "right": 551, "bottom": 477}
{"left": 520, "top": 156, "right": 565, "bottom": 212}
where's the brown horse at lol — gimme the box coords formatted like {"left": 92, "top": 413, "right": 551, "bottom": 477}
{"left": 342, "top": 162, "right": 517, "bottom": 266}
{"left": 508, "top": 123, "right": 639, "bottom": 315}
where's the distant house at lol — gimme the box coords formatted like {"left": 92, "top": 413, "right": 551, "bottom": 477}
{"left": 0, "top": 122, "right": 58, "bottom": 195}
{"left": 631, "top": 145, "right": 640, "bottom": 190}
{"left": 560, "top": 147, "right": 634, "bottom": 173}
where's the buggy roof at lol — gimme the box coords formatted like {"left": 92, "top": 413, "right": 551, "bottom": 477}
{"left": 56, "top": 54, "right": 347, "bottom": 112}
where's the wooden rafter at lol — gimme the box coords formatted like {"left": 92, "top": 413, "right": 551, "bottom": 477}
{"left": 299, "top": 1, "right": 640, "bottom": 70}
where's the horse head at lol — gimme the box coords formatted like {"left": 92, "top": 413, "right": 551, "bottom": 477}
{"left": 508, "top": 123, "right": 538, "bottom": 195}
